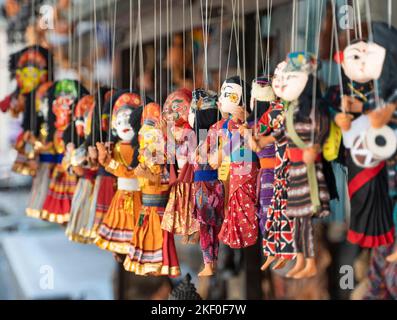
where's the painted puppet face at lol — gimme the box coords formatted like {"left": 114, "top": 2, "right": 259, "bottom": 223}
{"left": 74, "top": 96, "right": 95, "bottom": 138}
{"left": 162, "top": 91, "right": 190, "bottom": 126}
{"left": 272, "top": 60, "right": 308, "bottom": 101}
{"left": 218, "top": 82, "right": 242, "bottom": 114}
{"left": 114, "top": 108, "right": 135, "bottom": 142}
{"left": 16, "top": 66, "right": 47, "bottom": 94}
{"left": 342, "top": 41, "right": 386, "bottom": 83}
{"left": 52, "top": 95, "right": 74, "bottom": 131}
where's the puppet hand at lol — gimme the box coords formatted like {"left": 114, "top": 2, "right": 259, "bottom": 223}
{"left": 96, "top": 142, "right": 110, "bottom": 166}
{"left": 369, "top": 104, "right": 395, "bottom": 129}
{"left": 335, "top": 112, "right": 353, "bottom": 131}
{"left": 88, "top": 146, "right": 98, "bottom": 161}
{"left": 342, "top": 96, "right": 363, "bottom": 113}
{"left": 72, "top": 166, "right": 84, "bottom": 176}
{"left": 303, "top": 145, "right": 319, "bottom": 165}
{"left": 27, "top": 159, "right": 38, "bottom": 171}
{"left": 232, "top": 106, "right": 247, "bottom": 122}
{"left": 208, "top": 152, "right": 221, "bottom": 170}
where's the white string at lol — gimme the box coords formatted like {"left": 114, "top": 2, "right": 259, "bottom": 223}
{"left": 265, "top": 0, "right": 272, "bottom": 76}
{"left": 182, "top": 0, "right": 186, "bottom": 88}
{"left": 129, "top": 0, "right": 133, "bottom": 91}
{"left": 356, "top": 0, "right": 362, "bottom": 38}
{"left": 388, "top": 0, "right": 392, "bottom": 28}
{"left": 154, "top": 0, "right": 158, "bottom": 102}
{"left": 190, "top": 0, "right": 196, "bottom": 89}
{"left": 108, "top": 0, "right": 117, "bottom": 143}
{"left": 138, "top": 0, "right": 146, "bottom": 101}
{"left": 218, "top": 0, "right": 224, "bottom": 91}
{"left": 241, "top": 0, "right": 247, "bottom": 117}
{"left": 291, "top": 0, "right": 296, "bottom": 52}
{"left": 159, "top": 0, "right": 163, "bottom": 105}
{"left": 225, "top": 0, "right": 237, "bottom": 79}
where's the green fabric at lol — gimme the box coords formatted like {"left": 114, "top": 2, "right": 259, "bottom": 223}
{"left": 285, "top": 100, "right": 321, "bottom": 214}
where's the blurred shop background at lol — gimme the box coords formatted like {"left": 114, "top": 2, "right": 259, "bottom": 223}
{"left": 0, "top": 0, "right": 396, "bottom": 300}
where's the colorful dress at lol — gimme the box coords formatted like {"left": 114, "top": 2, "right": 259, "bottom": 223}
{"left": 124, "top": 166, "right": 180, "bottom": 277}
{"left": 285, "top": 100, "right": 330, "bottom": 258}
{"left": 89, "top": 167, "right": 116, "bottom": 235}
{"left": 259, "top": 101, "right": 295, "bottom": 259}
{"left": 161, "top": 138, "right": 200, "bottom": 239}
{"left": 95, "top": 142, "right": 142, "bottom": 254}
{"left": 66, "top": 167, "right": 98, "bottom": 243}
{"left": 213, "top": 117, "right": 259, "bottom": 249}
{"left": 192, "top": 163, "right": 224, "bottom": 264}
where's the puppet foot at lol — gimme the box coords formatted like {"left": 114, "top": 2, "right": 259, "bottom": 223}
{"left": 286, "top": 253, "right": 305, "bottom": 278}
{"left": 272, "top": 258, "right": 287, "bottom": 270}
{"left": 261, "top": 256, "right": 276, "bottom": 271}
{"left": 293, "top": 258, "right": 317, "bottom": 279}
{"left": 386, "top": 250, "right": 397, "bottom": 263}
{"left": 198, "top": 263, "right": 215, "bottom": 277}
{"left": 189, "top": 232, "right": 200, "bottom": 244}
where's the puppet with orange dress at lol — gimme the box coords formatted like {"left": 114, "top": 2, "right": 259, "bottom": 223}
{"left": 95, "top": 90, "right": 143, "bottom": 255}
{"left": 123, "top": 102, "right": 180, "bottom": 277}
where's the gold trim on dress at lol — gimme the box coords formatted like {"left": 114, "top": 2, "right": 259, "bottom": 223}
{"left": 123, "top": 257, "right": 181, "bottom": 277}
{"left": 94, "top": 236, "right": 131, "bottom": 254}
{"left": 12, "top": 163, "right": 36, "bottom": 176}
{"left": 41, "top": 210, "right": 70, "bottom": 224}
{"left": 26, "top": 208, "right": 42, "bottom": 219}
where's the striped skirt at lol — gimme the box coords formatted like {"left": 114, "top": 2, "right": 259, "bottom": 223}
{"left": 26, "top": 162, "right": 53, "bottom": 218}
{"left": 41, "top": 165, "right": 78, "bottom": 224}
{"left": 95, "top": 189, "right": 142, "bottom": 254}
{"left": 124, "top": 192, "right": 181, "bottom": 277}
{"left": 65, "top": 177, "right": 96, "bottom": 243}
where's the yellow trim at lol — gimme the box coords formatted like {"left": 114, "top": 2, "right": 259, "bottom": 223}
{"left": 94, "top": 236, "right": 131, "bottom": 254}
{"left": 78, "top": 227, "right": 98, "bottom": 240}
{"left": 66, "top": 232, "right": 94, "bottom": 244}
{"left": 12, "top": 163, "right": 36, "bottom": 176}
{"left": 26, "top": 208, "right": 42, "bottom": 219}
{"left": 41, "top": 210, "right": 70, "bottom": 224}
{"left": 123, "top": 257, "right": 181, "bottom": 277}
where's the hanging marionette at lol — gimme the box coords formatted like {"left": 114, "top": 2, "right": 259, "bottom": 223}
{"left": 95, "top": 90, "right": 143, "bottom": 255}
{"left": 41, "top": 79, "right": 89, "bottom": 223}
{"left": 240, "top": 71, "right": 296, "bottom": 271}
{"left": 161, "top": 89, "right": 201, "bottom": 244}
{"left": 124, "top": 102, "right": 181, "bottom": 277}
{"left": 242, "top": 76, "right": 277, "bottom": 237}
{"left": 2, "top": 46, "right": 53, "bottom": 176}
{"left": 275, "top": 52, "right": 331, "bottom": 278}
{"left": 86, "top": 87, "right": 117, "bottom": 239}
{"left": 188, "top": 89, "right": 224, "bottom": 276}
{"left": 65, "top": 94, "right": 99, "bottom": 243}
{"left": 208, "top": 76, "right": 259, "bottom": 249}
{"left": 333, "top": 35, "right": 395, "bottom": 249}
{"left": 25, "top": 81, "right": 54, "bottom": 218}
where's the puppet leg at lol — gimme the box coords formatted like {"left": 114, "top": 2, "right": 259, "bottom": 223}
{"left": 286, "top": 217, "right": 306, "bottom": 277}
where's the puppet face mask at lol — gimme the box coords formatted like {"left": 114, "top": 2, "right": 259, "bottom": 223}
{"left": 53, "top": 95, "right": 74, "bottom": 131}
{"left": 114, "top": 108, "right": 135, "bottom": 142}
{"left": 277, "top": 70, "right": 308, "bottom": 101}
{"left": 342, "top": 41, "right": 386, "bottom": 83}
{"left": 16, "top": 66, "right": 47, "bottom": 94}
{"left": 272, "top": 61, "right": 287, "bottom": 98}
{"left": 162, "top": 91, "right": 190, "bottom": 126}
{"left": 218, "top": 82, "right": 242, "bottom": 114}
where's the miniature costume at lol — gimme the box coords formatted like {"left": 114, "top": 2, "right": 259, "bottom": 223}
{"left": 41, "top": 80, "right": 89, "bottom": 223}
{"left": 95, "top": 91, "right": 143, "bottom": 254}
{"left": 124, "top": 102, "right": 180, "bottom": 277}
{"left": 161, "top": 89, "right": 200, "bottom": 242}
{"left": 211, "top": 76, "right": 259, "bottom": 249}
{"left": 189, "top": 89, "right": 224, "bottom": 275}
{"left": 25, "top": 81, "right": 55, "bottom": 218}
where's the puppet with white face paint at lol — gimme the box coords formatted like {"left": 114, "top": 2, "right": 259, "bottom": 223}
{"left": 333, "top": 39, "right": 395, "bottom": 251}
{"left": 243, "top": 70, "right": 295, "bottom": 272}
{"left": 208, "top": 76, "right": 259, "bottom": 249}
{"left": 276, "top": 52, "right": 331, "bottom": 279}
{"left": 94, "top": 91, "right": 144, "bottom": 255}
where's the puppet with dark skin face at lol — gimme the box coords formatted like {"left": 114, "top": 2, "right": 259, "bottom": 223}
{"left": 95, "top": 91, "right": 144, "bottom": 255}
{"left": 8, "top": 46, "right": 53, "bottom": 176}
{"left": 161, "top": 89, "right": 201, "bottom": 245}
{"left": 272, "top": 52, "right": 331, "bottom": 279}
{"left": 87, "top": 88, "right": 118, "bottom": 236}
{"left": 40, "top": 79, "right": 89, "bottom": 224}
{"left": 188, "top": 89, "right": 224, "bottom": 276}
{"left": 25, "top": 81, "right": 54, "bottom": 219}
{"left": 207, "top": 76, "right": 259, "bottom": 249}
{"left": 65, "top": 94, "right": 101, "bottom": 244}
{"left": 124, "top": 102, "right": 181, "bottom": 277}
